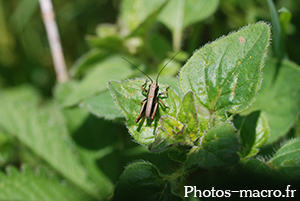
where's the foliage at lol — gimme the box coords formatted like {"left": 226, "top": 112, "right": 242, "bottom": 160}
{"left": 1, "top": 0, "right": 300, "bottom": 200}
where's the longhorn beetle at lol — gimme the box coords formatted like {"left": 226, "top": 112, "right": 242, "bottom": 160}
{"left": 122, "top": 52, "right": 180, "bottom": 123}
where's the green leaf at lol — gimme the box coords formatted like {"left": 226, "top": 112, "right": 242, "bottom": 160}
{"left": 119, "top": 0, "right": 168, "bottom": 36}
{"left": 70, "top": 49, "right": 112, "bottom": 77}
{"left": 269, "top": 138, "right": 300, "bottom": 179}
{"left": 9, "top": 0, "right": 39, "bottom": 33}
{"left": 148, "top": 126, "right": 181, "bottom": 153}
{"left": 239, "top": 159, "right": 287, "bottom": 181}
{"left": 236, "top": 111, "right": 270, "bottom": 158}
{"left": 0, "top": 85, "right": 40, "bottom": 103}
{"left": 254, "top": 112, "right": 270, "bottom": 148}
{"left": 279, "top": 7, "right": 292, "bottom": 38}
{"left": 184, "top": 122, "right": 239, "bottom": 169}
{"left": 158, "top": 0, "right": 219, "bottom": 50}
{"left": 54, "top": 80, "right": 79, "bottom": 107}
{"left": 0, "top": 165, "right": 92, "bottom": 201}
{"left": 0, "top": 96, "right": 99, "bottom": 198}
{"left": 167, "top": 145, "right": 191, "bottom": 163}
{"left": 148, "top": 116, "right": 190, "bottom": 153}
{"left": 80, "top": 90, "right": 124, "bottom": 120}
{"left": 243, "top": 58, "right": 300, "bottom": 144}
{"left": 160, "top": 116, "right": 184, "bottom": 136}
{"left": 159, "top": 0, "right": 219, "bottom": 31}
{"left": 56, "top": 55, "right": 135, "bottom": 107}
{"left": 236, "top": 111, "right": 260, "bottom": 157}
{"left": 179, "top": 22, "right": 270, "bottom": 121}
{"left": 109, "top": 79, "right": 181, "bottom": 145}
{"left": 86, "top": 35, "right": 127, "bottom": 52}
{"left": 77, "top": 148, "right": 115, "bottom": 198}
{"left": 148, "top": 92, "right": 199, "bottom": 152}
{"left": 159, "top": 76, "right": 183, "bottom": 99}
{"left": 178, "top": 91, "right": 199, "bottom": 140}
{"left": 147, "top": 33, "right": 172, "bottom": 60}
{"left": 113, "top": 161, "right": 182, "bottom": 201}
{"left": 61, "top": 106, "right": 90, "bottom": 134}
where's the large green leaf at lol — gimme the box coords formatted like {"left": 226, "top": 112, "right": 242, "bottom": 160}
{"left": 0, "top": 92, "right": 99, "bottom": 198}
{"left": 269, "top": 138, "right": 300, "bottom": 179}
{"left": 113, "top": 161, "right": 182, "bottom": 201}
{"left": 0, "top": 165, "right": 92, "bottom": 201}
{"left": 184, "top": 122, "right": 239, "bottom": 169}
{"left": 179, "top": 22, "right": 270, "bottom": 121}
{"left": 244, "top": 58, "right": 300, "bottom": 144}
{"left": 109, "top": 79, "right": 181, "bottom": 145}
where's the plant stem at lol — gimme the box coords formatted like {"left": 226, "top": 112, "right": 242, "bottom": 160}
{"left": 39, "top": 0, "right": 68, "bottom": 83}
{"left": 172, "top": 0, "right": 184, "bottom": 51}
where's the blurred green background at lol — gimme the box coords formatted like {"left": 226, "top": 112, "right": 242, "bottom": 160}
{"left": 1, "top": 0, "right": 299, "bottom": 97}
{"left": 0, "top": 0, "right": 300, "bottom": 199}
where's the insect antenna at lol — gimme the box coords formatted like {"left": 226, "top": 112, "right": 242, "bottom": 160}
{"left": 122, "top": 57, "right": 153, "bottom": 83}
{"left": 156, "top": 51, "right": 181, "bottom": 83}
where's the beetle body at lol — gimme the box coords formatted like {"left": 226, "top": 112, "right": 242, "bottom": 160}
{"left": 135, "top": 81, "right": 169, "bottom": 123}
{"left": 145, "top": 83, "right": 159, "bottom": 118}
{"left": 122, "top": 52, "right": 179, "bottom": 123}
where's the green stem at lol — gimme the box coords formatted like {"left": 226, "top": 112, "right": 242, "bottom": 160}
{"left": 165, "top": 166, "right": 184, "bottom": 182}
{"left": 172, "top": 0, "right": 184, "bottom": 51}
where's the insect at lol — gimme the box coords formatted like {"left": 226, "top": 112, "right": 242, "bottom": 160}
{"left": 122, "top": 52, "right": 180, "bottom": 123}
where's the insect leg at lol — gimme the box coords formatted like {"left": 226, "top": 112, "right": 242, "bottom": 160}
{"left": 136, "top": 101, "right": 147, "bottom": 123}
{"left": 140, "top": 98, "right": 147, "bottom": 104}
{"left": 141, "top": 81, "right": 148, "bottom": 93}
{"left": 158, "top": 98, "right": 169, "bottom": 108}
{"left": 159, "top": 86, "right": 169, "bottom": 95}
{"left": 151, "top": 101, "right": 159, "bottom": 120}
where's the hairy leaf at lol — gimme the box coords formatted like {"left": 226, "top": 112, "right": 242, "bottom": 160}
{"left": 149, "top": 92, "right": 199, "bottom": 152}
{"left": 179, "top": 22, "right": 270, "bottom": 120}
{"left": 184, "top": 122, "right": 239, "bottom": 169}
{"left": 114, "top": 161, "right": 182, "bottom": 201}
{"left": 269, "top": 138, "right": 300, "bottom": 179}
{"left": 239, "top": 159, "right": 287, "bottom": 181}
{"left": 148, "top": 116, "right": 190, "bottom": 152}
{"left": 109, "top": 79, "right": 181, "bottom": 145}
